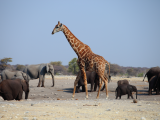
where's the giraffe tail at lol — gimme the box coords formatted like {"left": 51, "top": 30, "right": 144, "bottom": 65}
{"left": 105, "top": 60, "right": 111, "bottom": 80}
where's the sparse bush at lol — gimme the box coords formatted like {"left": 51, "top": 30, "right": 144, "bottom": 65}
{"left": 137, "top": 73, "right": 144, "bottom": 77}
{"left": 68, "top": 58, "right": 79, "bottom": 75}
{"left": 16, "top": 64, "right": 26, "bottom": 71}
{"left": 50, "top": 61, "right": 69, "bottom": 75}
{"left": 50, "top": 61, "right": 62, "bottom": 66}
{"left": 0, "top": 58, "right": 13, "bottom": 72}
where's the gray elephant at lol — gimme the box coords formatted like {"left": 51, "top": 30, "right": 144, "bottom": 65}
{"left": 143, "top": 67, "right": 160, "bottom": 82}
{"left": 156, "top": 73, "right": 160, "bottom": 95}
{"left": 115, "top": 84, "right": 137, "bottom": 99}
{"left": 149, "top": 74, "right": 160, "bottom": 95}
{"left": 0, "top": 73, "right": 1, "bottom": 79}
{"left": 117, "top": 79, "right": 129, "bottom": 86}
{"left": 76, "top": 71, "right": 99, "bottom": 93}
{"left": 23, "top": 63, "right": 54, "bottom": 87}
{"left": 1, "top": 69, "right": 27, "bottom": 82}
{"left": 76, "top": 70, "right": 110, "bottom": 93}
{"left": 0, "top": 79, "right": 29, "bottom": 100}
{"left": 149, "top": 76, "right": 157, "bottom": 95}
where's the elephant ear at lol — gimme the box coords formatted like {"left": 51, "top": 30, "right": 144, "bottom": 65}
{"left": 127, "top": 85, "right": 132, "bottom": 90}
{"left": 46, "top": 63, "right": 49, "bottom": 72}
{"left": 21, "top": 72, "right": 28, "bottom": 81}
{"left": 20, "top": 80, "right": 28, "bottom": 92}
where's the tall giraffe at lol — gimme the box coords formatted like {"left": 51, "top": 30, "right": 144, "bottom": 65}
{"left": 52, "top": 21, "right": 111, "bottom": 99}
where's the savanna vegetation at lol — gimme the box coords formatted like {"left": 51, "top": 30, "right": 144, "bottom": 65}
{"left": 0, "top": 57, "right": 152, "bottom": 77}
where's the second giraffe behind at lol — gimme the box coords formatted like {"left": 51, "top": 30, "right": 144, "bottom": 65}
{"left": 51, "top": 21, "right": 111, "bottom": 99}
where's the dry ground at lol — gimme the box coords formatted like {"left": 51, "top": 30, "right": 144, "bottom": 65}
{"left": 0, "top": 76, "right": 160, "bottom": 120}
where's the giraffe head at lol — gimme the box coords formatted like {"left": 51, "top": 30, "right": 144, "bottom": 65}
{"left": 52, "top": 21, "right": 63, "bottom": 34}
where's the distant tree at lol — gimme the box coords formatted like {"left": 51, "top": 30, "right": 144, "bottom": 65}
{"left": 0, "top": 58, "right": 12, "bottom": 65}
{"left": 16, "top": 64, "right": 25, "bottom": 71}
{"left": 50, "top": 61, "right": 62, "bottom": 66}
{"left": 127, "top": 68, "right": 137, "bottom": 76}
{"left": 108, "top": 63, "right": 124, "bottom": 76}
{"left": 127, "top": 68, "right": 133, "bottom": 76}
{"left": 68, "top": 58, "right": 79, "bottom": 75}
{"left": 0, "top": 58, "right": 12, "bottom": 72}
{"left": 105, "top": 62, "right": 150, "bottom": 77}
{"left": 50, "top": 61, "right": 69, "bottom": 75}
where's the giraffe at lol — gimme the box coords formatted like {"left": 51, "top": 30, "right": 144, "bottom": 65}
{"left": 52, "top": 21, "right": 111, "bottom": 99}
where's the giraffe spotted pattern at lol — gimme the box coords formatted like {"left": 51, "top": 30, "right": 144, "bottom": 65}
{"left": 52, "top": 21, "right": 110, "bottom": 99}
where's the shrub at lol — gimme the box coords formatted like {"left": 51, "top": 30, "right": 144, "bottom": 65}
{"left": 137, "top": 73, "right": 144, "bottom": 77}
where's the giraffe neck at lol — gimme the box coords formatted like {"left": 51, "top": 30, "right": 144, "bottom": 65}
{"left": 62, "top": 25, "right": 86, "bottom": 57}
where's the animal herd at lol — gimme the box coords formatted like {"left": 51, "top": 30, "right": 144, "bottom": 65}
{"left": 0, "top": 21, "right": 160, "bottom": 101}
{"left": 0, "top": 66, "right": 160, "bottom": 101}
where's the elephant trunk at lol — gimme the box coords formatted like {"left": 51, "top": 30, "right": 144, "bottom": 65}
{"left": 51, "top": 73, "right": 54, "bottom": 87}
{"left": 26, "top": 74, "right": 31, "bottom": 82}
{"left": 115, "top": 88, "right": 118, "bottom": 96}
{"left": 143, "top": 73, "right": 147, "bottom": 81}
{"left": 25, "top": 91, "right": 29, "bottom": 99}
{"left": 136, "top": 90, "right": 137, "bottom": 99}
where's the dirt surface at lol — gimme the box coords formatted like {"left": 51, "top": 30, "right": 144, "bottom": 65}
{"left": 0, "top": 77, "right": 160, "bottom": 120}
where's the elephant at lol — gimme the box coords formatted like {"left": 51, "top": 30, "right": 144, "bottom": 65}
{"left": 0, "top": 79, "right": 29, "bottom": 100}
{"left": 149, "top": 74, "right": 160, "bottom": 95}
{"left": 0, "top": 73, "right": 1, "bottom": 79}
{"left": 143, "top": 67, "right": 160, "bottom": 82}
{"left": 76, "top": 71, "right": 99, "bottom": 93}
{"left": 1, "top": 69, "right": 28, "bottom": 82}
{"left": 117, "top": 79, "right": 129, "bottom": 86}
{"left": 156, "top": 73, "right": 160, "bottom": 95}
{"left": 101, "top": 79, "right": 128, "bottom": 92}
{"left": 76, "top": 70, "right": 110, "bottom": 93}
{"left": 23, "top": 63, "right": 54, "bottom": 87}
{"left": 115, "top": 84, "right": 137, "bottom": 99}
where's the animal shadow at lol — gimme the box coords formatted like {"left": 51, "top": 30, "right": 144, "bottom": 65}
{"left": 137, "top": 90, "right": 148, "bottom": 96}
{"left": 62, "top": 88, "right": 74, "bottom": 93}
{"left": 62, "top": 88, "right": 92, "bottom": 93}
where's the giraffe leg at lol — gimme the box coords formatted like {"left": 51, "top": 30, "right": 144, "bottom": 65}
{"left": 96, "top": 77, "right": 102, "bottom": 99}
{"left": 72, "top": 72, "right": 81, "bottom": 99}
{"left": 104, "top": 79, "right": 109, "bottom": 99}
{"left": 81, "top": 69, "right": 88, "bottom": 99}
{"left": 97, "top": 75, "right": 109, "bottom": 99}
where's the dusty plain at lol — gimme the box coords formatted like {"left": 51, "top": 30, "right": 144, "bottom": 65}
{"left": 0, "top": 76, "right": 160, "bottom": 120}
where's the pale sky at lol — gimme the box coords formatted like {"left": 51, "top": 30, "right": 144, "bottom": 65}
{"left": 0, "top": 0, "right": 160, "bottom": 68}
